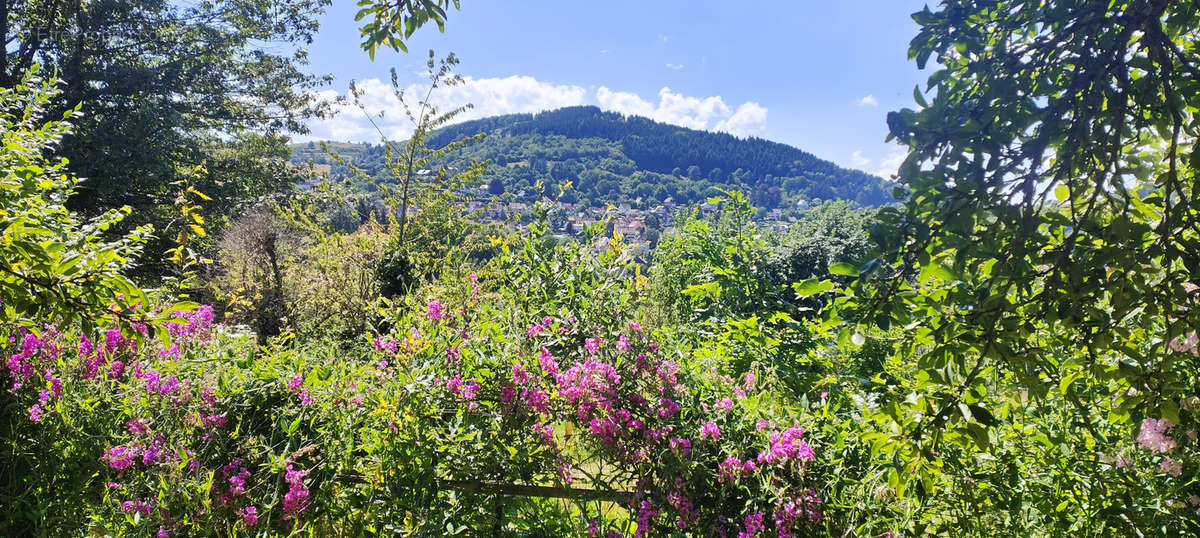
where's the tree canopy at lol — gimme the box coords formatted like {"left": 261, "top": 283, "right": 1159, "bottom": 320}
{"left": 828, "top": 0, "right": 1200, "bottom": 528}
{"left": 2, "top": 0, "right": 333, "bottom": 272}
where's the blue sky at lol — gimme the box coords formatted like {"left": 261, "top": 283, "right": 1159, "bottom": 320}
{"left": 301, "top": 1, "right": 933, "bottom": 178}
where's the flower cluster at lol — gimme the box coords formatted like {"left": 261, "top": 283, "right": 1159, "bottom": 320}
{"left": 1137, "top": 417, "right": 1176, "bottom": 454}
{"left": 757, "top": 427, "right": 816, "bottom": 465}
{"left": 397, "top": 293, "right": 826, "bottom": 537}
{"left": 282, "top": 464, "right": 311, "bottom": 517}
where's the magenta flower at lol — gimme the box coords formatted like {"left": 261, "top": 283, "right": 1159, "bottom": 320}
{"left": 670, "top": 436, "right": 692, "bottom": 457}
{"left": 238, "top": 506, "right": 259, "bottom": 527}
{"left": 372, "top": 337, "right": 398, "bottom": 352}
{"left": 461, "top": 380, "right": 480, "bottom": 400}
{"left": 738, "top": 512, "right": 765, "bottom": 538}
{"left": 105, "top": 445, "right": 139, "bottom": 470}
{"left": 635, "top": 500, "right": 657, "bottom": 538}
{"left": 511, "top": 362, "right": 531, "bottom": 385}
{"left": 426, "top": 300, "right": 447, "bottom": 321}
{"left": 757, "top": 427, "right": 815, "bottom": 465}
{"left": 700, "top": 421, "right": 720, "bottom": 441}
{"left": 616, "top": 335, "right": 632, "bottom": 352}
{"left": 121, "top": 500, "right": 154, "bottom": 516}
{"left": 538, "top": 347, "right": 559, "bottom": 375}
{"left": 522, "top": 388, "right": 550, "bottom": 414}
{"left": 584, "top": 337, "right": 602, "bottom": 354}
{"left": 715, "top": 398, "right": 735, "bottom": 413}
{"left": 127, "top": 418, "right": 149, "bottom": 435}
{"left": 282, "top": 465, "right": 311, "bottom": 517}
{"left": 527, "top": 323, "right": 546, "bottom": 337}
{"left": 658, "top": 397, "right": 681, "bottom": 419}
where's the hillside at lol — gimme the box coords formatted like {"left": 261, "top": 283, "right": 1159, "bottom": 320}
{"left": 290, "top": 106, "right": 894, "bottom": 210}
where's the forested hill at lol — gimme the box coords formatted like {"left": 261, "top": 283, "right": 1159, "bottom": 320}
{"left": 291, "top": 106, "right": 894, "bottom": 209}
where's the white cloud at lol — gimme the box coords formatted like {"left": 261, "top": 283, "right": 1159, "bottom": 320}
{"left": 715, "top": 102, "right": 768, "bottom": 137}
{"left": 599, "top": 49, "right": 609, "bottom": 54}
{"left": 305, "top": 76, "right": 767, "bottom": 142}
{"left": 850, "top": 150, "right": 870, "bottom": 168}
{"left": 858, "top": 94, "right": 879, "bottom": 107}
{"left": 596, "top": 86, "right": 766, "bottom": 136}
{"left": 874, "top": 147, "right": 907, "bottom": 179}
{"left": 304, "top": 75, "right": 587, "bottom": 142}
{"left": 658, "top": 33, "right": 672, "bottom": 42}
{"left": 665, "top": 63, "right": 684, "bottom": 71}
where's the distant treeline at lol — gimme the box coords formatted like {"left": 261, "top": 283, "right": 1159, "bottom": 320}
{"left": 292, "top": 106, "right": 895, "bottom": 209}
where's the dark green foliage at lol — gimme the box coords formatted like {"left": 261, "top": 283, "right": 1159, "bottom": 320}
{"left": 767, "top": 200, "right": 877, "bottom": 285}
{"left": 487, "top": 176, "right": 506, "bottom": 196}
{"left": 2, "top": 0, "right": 332, "bottom": 273}
{"left": 377, "top": 243, "right": 417, "bottom": 299}
{"left": 291, "top": 106, "right": 894, "bottom": 209}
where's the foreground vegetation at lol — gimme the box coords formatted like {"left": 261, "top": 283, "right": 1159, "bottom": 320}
{"left": 4, "top": 0, "right": 1200, "bottom": 536}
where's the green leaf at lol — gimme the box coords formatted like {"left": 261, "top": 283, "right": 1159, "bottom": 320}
{"left": 792, "top": 278, "right": 835, "bottom": 297}
{"left": 829, "top": 262, "right": 858, "bottom": 276}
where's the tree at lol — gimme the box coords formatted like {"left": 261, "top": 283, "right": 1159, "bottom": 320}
{"left": 0, "top": 70, "right": 182, "bottom": 334}
{"left": 487, "top": 177, "right": 505, "bottom": 196}
{"left": 2, "top": 0, "right": 333, "bottom": 273}
{"left": 829, "top": 1, "right": 1200, "bottom": 532}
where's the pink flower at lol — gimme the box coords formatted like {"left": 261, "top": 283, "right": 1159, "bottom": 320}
{"left": 282, "top": 465, "right": 310, "bottom": 517}
{"left": 372, "top": 337, "right": 398, "bottom": 352}
{"left": 538, "top": 348, "right": 559, "bottom": 375}
{"left": 1137, "top": 417, "right": 1176, "bottom": 454}
{"left": 738, "top": 512, "right": 764, "bottom": 538}
{"left": 105, "top": 445, "right": 139, "bottom": 470}
{"left": 616, "top": 335, "right": 632, "bottom": 352}
{"left": 460, "top": 381, "right": 480, "bottom": 400}
{"left": 426, "top": 300, "right": 447, "bottom": 321}
{"left": 757, "top": 427, "right": 815, "bottom": 465}
{"left": 715, "top": 398, "right": 735, "bottom": 413}
{"left": 1159, "top": 457, "right": 1183, "bottom": 476}
{"left": 585, "top": 337, "right": 602, "bottom": 355}
{"left": 628, "top": 321, "right": 642, "bottom": 332}
{"left": 238, "top": 506, "right": 259, "bottom": 527}
{"left": 511, "top": 362, "right": 531, "bottom": 385}
{"left": 670, "top": 437, "right": 692, "bottom": 457}
{"left": 700, "top": 421, "right": 720, "bottom": 441}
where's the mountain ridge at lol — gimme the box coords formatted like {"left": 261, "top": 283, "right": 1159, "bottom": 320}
{"left": 291, "top": 105, "right": 894, "bottom": 211}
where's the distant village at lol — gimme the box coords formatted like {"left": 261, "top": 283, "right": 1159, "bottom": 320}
{"left": 460, "top": 183, "right": 820, "bottom": 248}
{"left": 301, "top": 169, "right": 824, "bottom": 248}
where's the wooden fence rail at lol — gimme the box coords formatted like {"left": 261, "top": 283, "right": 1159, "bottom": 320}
{"left": 440, "top": 479, "right": 633, "bottom": 503}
